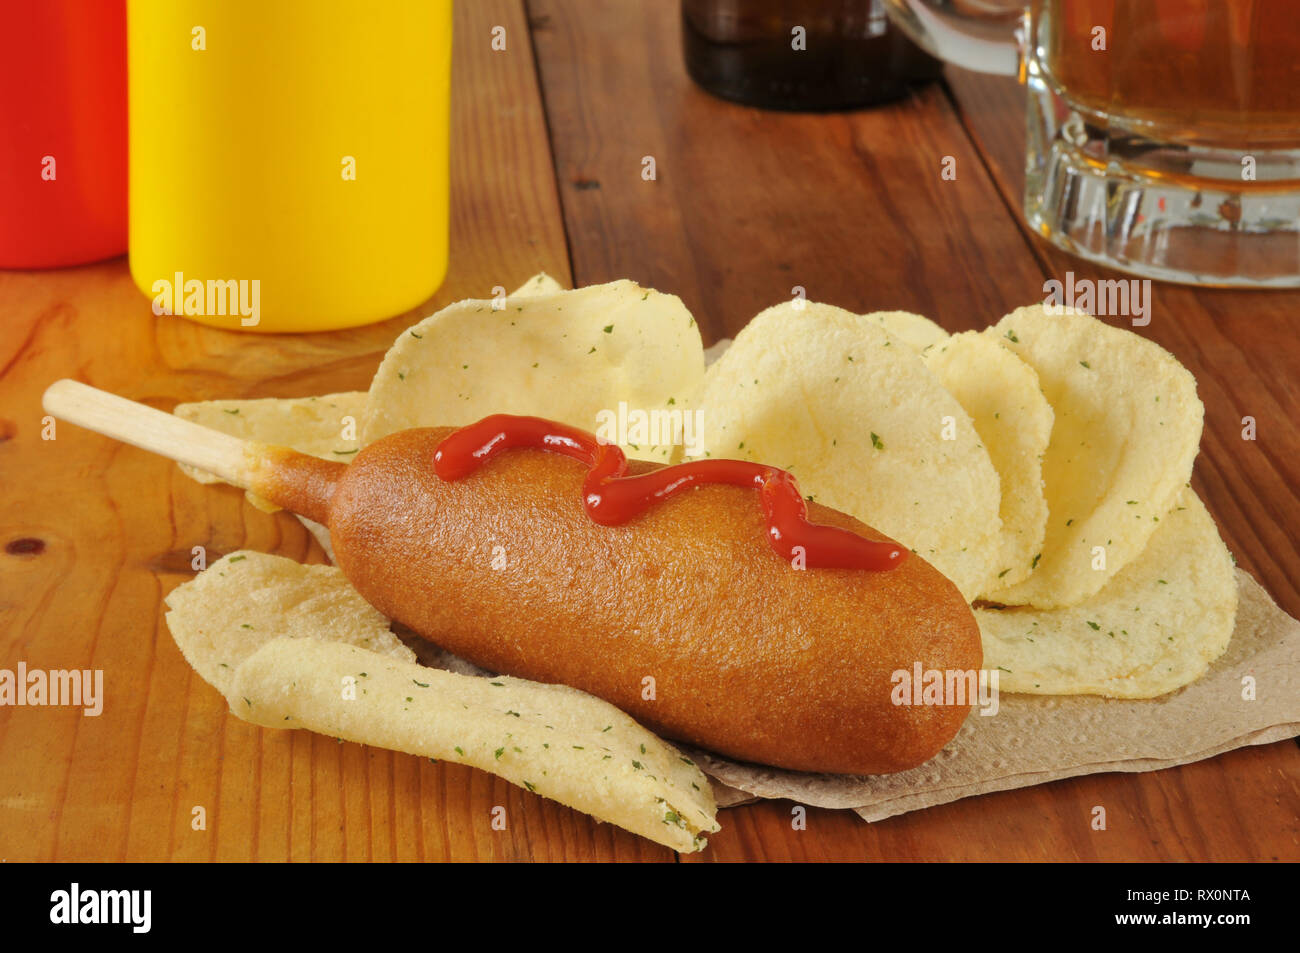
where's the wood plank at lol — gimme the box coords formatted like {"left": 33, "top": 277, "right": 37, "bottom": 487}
{"left": 0, "top": 0, "right": 670, "bottom": 863}
{"left": 527, "top": 3, "right": 1048, "bottom": 341}
{"left": 528, "top": 1, "right": 1299, "bottom": 861}
{"left": 699, "top": 743, "right": 1300, "bottom": 862}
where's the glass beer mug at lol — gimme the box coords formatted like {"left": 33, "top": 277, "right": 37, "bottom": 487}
{"left": 882, "top": 1, "right": 1300, "bottom": 287}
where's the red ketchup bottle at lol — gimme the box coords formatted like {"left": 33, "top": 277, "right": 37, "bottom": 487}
{"left": 0, "top": 0, "right": 128, "bottom": 269}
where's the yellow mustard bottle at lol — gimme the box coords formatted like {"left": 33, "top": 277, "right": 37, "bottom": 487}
{"left": 128, "top": 1, "right": 452, "bottom": 333}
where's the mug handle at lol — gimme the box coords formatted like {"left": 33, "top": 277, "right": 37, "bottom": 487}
{"left": 881, "top": 0, "right": 1028, "bottom": 77}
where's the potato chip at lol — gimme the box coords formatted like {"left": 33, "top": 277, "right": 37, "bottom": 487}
{"left": 703, "top": 338, "right": 732, "bottom": 366}
{"left": 230, "top": 638, "right": 718, "bottom": 851}
{"left": 985, "top": 306, "right": 1203, "bottom": 607}
{"left": 298, "top": 517, "right": 336, "bottom": 563}
{"left": 862, "top": 310, "right": 949, "bottom": 353}
{"left": 169, "top": 272, "right": 569, "bottom": 513}
{"left": 164, "top": 550, "right": 718, "bottom": 851}
{"left": 174, "top": 392, "right": 366, "bottom": 485}
{"left": 363, "top": 279, "right": 706, "bottom": 463}
{"left": 696, "top": 300, "right": 1002, "bottom": 600}
{"left": 924, "top": 331, "right": 1053, "bottom": 591}
{"left": 510, "top": 271, "right": 565, "bottom": 298}
{"left": 164, "top": 550, "right": 414, "bottom": 696}
{"left": 977, "top": 489, "right": 1236, "bottom": 697}
{"left": 170, "top": 272, "right": 566, "bottom": 485}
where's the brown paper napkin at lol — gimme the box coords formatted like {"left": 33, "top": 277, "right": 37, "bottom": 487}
{"left": 688, "top": 570, "right": 1299, "bottom": 820}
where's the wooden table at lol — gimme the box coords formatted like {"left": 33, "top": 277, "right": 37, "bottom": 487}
{"left": 1, "top": 0, "right": 1296, "bottom": 863}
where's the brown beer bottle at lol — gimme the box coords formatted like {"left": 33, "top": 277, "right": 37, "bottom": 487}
{"left": 682, "top": 0, "right": 942, "bottom": 110}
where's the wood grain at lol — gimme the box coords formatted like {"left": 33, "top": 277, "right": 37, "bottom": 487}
{"left": 2, "top": 0, "right": 1295, "bottom": 864}
{"left": 527, "top": 0, "right": 1299, "bottom": 862}
{"left": 527, "top": 3, "right": 1048, "bottom": 338}
{"left": 0, "top": 0, "right": 668, "bottom": 863}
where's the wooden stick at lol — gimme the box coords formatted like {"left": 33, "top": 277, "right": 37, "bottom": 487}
{"left": 42, "top": 379, "right": 260, "bottom": 488}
